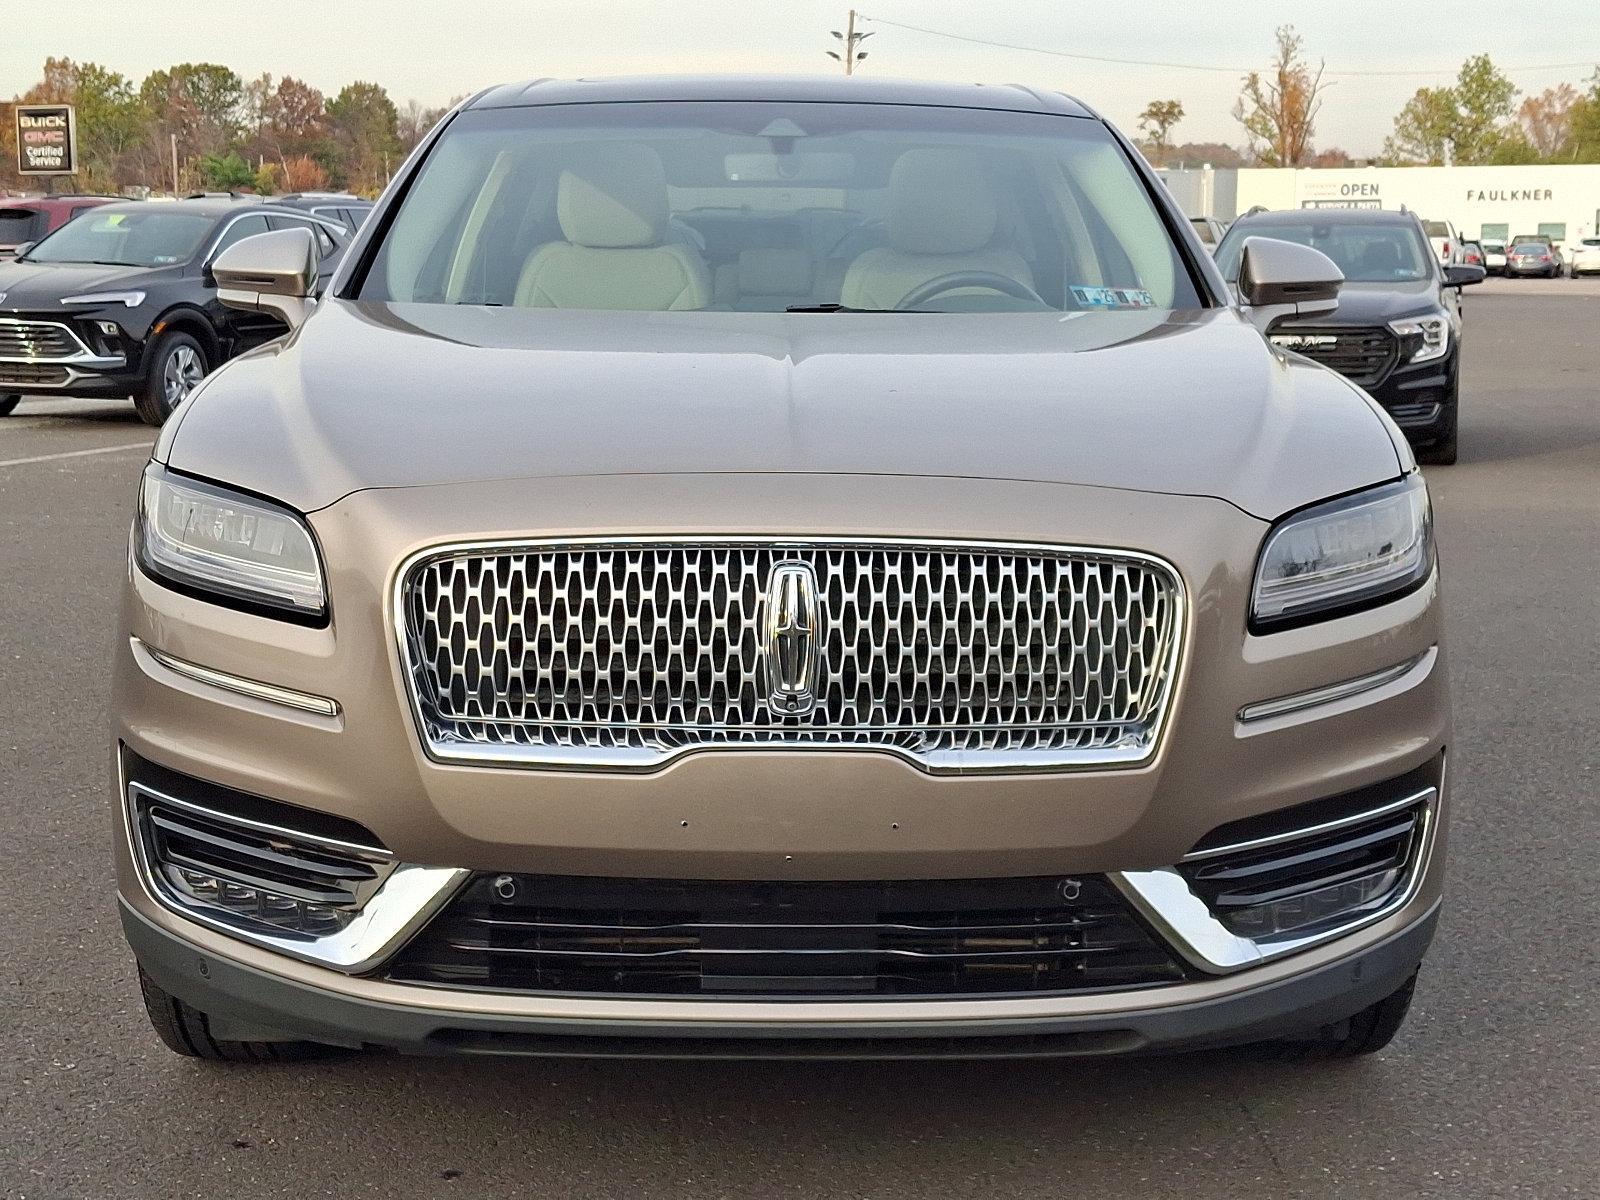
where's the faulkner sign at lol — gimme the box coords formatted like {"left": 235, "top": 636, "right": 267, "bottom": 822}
{"left": 16, "top": 104, "right": 77, "bottom": 176}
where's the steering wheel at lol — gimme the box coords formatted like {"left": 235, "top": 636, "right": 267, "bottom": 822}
{"left": 897, "top": 270, "right": 1049, "bottom": 310}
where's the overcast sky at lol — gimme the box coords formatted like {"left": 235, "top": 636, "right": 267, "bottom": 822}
{"left": 8, "top": 0, "right": 1598, "bottom": 155}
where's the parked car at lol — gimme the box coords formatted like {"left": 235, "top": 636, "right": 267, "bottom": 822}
{"left": 1189, "top": 215, "right": 1228, "bottom": 251}
{"left": 0, "top": 198, "right": 348, "bottom": 423}
{"left": 1566, "top": 236, "right": 1600, "bottom": 277}
{"left": 1215, "top": 207, "right": 1483, "bottom": 464}
{"left": 0, "top": 193, "right": 119, "bottom": 259}
{"left": 115, "top": 75, "right": 1448, "bottom": 1067}
{"left": 1479, "top": 239, "right": 1507, "bottom": 274}
{"left": 1422, "top": 219, "right": 1461, "bottom": 264}
{"left": 1506, "top": 240, "right": 1562, "bottom": 278}
{"left": 272, "top": 192, "right": 374, "bottom": 231}
{"left": 1461, "top": 241, "right": 1484, "bottom": 268}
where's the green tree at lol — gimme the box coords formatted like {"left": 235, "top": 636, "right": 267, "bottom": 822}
{"left": 1383, "top": 56, "right": 1518, "bottom": 164}
{"left": 326, "top": 81, "right": 400, "bottom": 194}
{"left": 1566, "top": 69, "right": 1600, "bottom": 161}
{"left": 1137, "top": 99, "right": 1185, "bottom": 166}
{"left": 196, "top": 149, "right": 256, "bottom": 190}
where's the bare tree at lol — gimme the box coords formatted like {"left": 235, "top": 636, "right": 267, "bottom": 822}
{"left": 1233, "top": 26, "right": 1330, "bottom": 167}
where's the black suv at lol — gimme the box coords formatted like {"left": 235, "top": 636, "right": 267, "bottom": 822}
{"left": 1215, "top": 208, "right": 1483, "bottom": 464}
{"left": 0, "top": 197, "right": 347, "bottom": 424}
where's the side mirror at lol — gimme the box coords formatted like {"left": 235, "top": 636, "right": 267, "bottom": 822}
{"left": 1443, "top": 263, "right": 1486, "bottom": 288}
{"left": 213, "top": 227, "right": 319, "bottom": 330}
{"left": 11, "top": 241, "right": 34, "bottom": 259}
{"left": 1237, "top": 237, "right": 1343, "bottom": 334}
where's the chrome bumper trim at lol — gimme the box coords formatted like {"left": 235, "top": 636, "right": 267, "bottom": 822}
{"left": 1237, "top": 647, "right": 1436, "bottom": 726}
{"left": 1111, "top": 780, "right": 1440, "bottom": 976}
{"left": 133, "top": 636, "right": 341, "bottom": 718}
{"left": 125, "top": 779, "right": 469, "bottom": 975}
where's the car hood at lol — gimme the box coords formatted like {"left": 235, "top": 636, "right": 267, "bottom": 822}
{"left": 1281, "top": 278, "right": 1442, "bottom": 326}
{"left": 0, "top": 258, "right": 173, "bottom": 309}
{"left": 164, "top": 299, "right": 1404, "bottom": 521}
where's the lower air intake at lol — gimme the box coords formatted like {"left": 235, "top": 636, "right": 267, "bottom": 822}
{"left": 386, "top": 873, "right": 1187, "bottom": 997}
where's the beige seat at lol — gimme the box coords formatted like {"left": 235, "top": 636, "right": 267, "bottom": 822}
{"left": 515, "top": 144, "right": 712, "bottom": 310}
{"left": 840, "top": 149, "right": 1033, "bottom": 310}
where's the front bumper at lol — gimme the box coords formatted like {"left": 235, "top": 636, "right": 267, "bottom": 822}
{"left": 123, "top": 896, "right": 1440, "bottom": 1057}
{"left": 1364, "top": 352, "right": 1458, "bottom": 443}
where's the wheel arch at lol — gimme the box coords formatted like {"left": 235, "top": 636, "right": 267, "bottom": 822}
{"left": 142, "top": 307, "right": 221, "bottom": 372}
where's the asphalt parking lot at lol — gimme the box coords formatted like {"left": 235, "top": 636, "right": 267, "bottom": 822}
{"left": 2, "top": 284, "right": 1596, "bottom": 1199}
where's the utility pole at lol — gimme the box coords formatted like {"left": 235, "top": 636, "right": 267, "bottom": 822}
{"left": 170, "top": 133, "right": 179, "bottom": 197}
{"left": 828, "top": 10, "right": 872, "bottom": 75}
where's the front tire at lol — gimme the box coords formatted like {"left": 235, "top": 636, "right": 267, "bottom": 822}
{"left": 134, "top": 331, "right": 209, "bottom": 427}
{"left": 0, "top": 394, "right": 19, "bottom": 417}
{"left": 1266, "top": 972, "right": 1419, "bottom": 1062}
{"left": 138, "top": 966, "right": 329, "bottom": 1063}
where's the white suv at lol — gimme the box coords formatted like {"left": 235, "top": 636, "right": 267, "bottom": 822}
{"left": 1422, "top": 220, "right": 1461, "bottom": 265}
{"left": 1567, "top": 236, "right": 1600, "bottom": 277}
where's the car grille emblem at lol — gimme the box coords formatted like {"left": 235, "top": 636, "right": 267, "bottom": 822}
{"left": 762, "top": 561, "right": 822, "bottom": 717}
{"left": 1270, "top": 333, "right": 1338, "bottom": 352}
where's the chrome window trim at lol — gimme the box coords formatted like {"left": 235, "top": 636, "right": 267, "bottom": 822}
{"left": 1111, "top": 780, "right": 1440, "bottom": 975}
{"left": 132, "top": 636, "right": 341, "bottom": 718}
{"left": 1237, "top": 647, "right": 1436, "bottom": 727}
{"left": 125, "top": 778, "right": 469, "bottom": 974}
{"left": 390, "top": 535, "right": 1188, "bottom": 777}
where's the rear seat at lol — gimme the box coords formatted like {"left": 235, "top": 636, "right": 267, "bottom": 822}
{"left": 711, "top": 249, "right": 844, "bottom": 310}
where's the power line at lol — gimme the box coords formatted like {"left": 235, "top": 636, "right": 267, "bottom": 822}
{"left": 859, "top": 14, "right": 1597, "bottom": 78}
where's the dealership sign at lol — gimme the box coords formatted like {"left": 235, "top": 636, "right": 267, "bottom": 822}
{"left": 16, "top": 104, "right": 77, "bottom": 176}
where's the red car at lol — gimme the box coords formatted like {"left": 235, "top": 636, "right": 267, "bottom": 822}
{"left": 0, "top": 194, "right": 119, "bottom": 258}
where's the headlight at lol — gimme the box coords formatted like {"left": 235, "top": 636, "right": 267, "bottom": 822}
{"left": 136, "top": 464, "right": 327, "bottom": 621}
{"left": 1251, "top": 476, "right": 1433, "bottom": 631}
{"left": 60, "top": 290, "right": 145, "bottom": 307}
{"left": 1388, "top": 315, "right": 1449, "bottom": 363}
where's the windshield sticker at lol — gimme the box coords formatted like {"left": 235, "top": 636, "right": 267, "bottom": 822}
{"left": 1071, "top": 285, "right": 1156, "bottom": 310}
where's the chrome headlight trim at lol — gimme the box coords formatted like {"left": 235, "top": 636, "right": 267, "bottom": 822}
{"left": 1388, "top": 314, "right": 1449, "bottom": 363}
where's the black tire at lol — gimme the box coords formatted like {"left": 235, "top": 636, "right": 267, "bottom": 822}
{"left": 0, "top": 394, "right": 19, "bottom": 417}
{"left": 138, "top": 965, "right": 330, "bottom": 1062}
{"left": 134, "top": 330, "right": 209, "bottom": 427}
{"left": 1265, "top": 972, "right": 1418, "bottom": 1062}
{"left": 1416, "top": 392, "right": 1459, "bottom": 466}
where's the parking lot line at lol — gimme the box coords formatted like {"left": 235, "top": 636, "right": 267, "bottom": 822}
{"left": 0, "top": 440, "right": 153, "bottom": 469}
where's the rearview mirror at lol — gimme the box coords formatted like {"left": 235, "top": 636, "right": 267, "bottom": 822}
{"left": 213, "top": 227, "right": 319, "bottom": 329}
{"left": 1237, "top": 237, "right": 1343, "bottom": 334}
{"left": 1443, "top": 263, "right": 1486, "bottom": 288}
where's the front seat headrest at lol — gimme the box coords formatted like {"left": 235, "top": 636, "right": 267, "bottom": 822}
{"left": 887, "top": 149, "right": 998, "bottom": 255}
{"left": 557, "top": 144, "right": 669, "bottom": 249}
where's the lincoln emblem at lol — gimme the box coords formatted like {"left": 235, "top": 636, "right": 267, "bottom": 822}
{"left": 762, "top": 562, "right": 821, "bottom": 716}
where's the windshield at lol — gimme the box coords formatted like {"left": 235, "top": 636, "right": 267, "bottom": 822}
{"left": 1215, "top": 220, "right": 1433, "bottom": 283}
{"left": 357, "top": 101, "right": 1203, "bottom": 313}
{"left": 1511, "top": 243, "right": 1548, "bottom": 254}
{"left": 25, "top": 207, "right": 213, "bottom": 267}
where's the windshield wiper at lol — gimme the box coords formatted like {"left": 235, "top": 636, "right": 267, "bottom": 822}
{"left": 784, "top": 303, "right": 939, "bottom": 314}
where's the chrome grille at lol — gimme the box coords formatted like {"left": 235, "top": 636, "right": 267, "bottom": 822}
{"left": 1271, "top": 327, "right": 1397, "bottom": 386}
{"left": 398, "top": 539, "right": 1184, "bottom": 773}
{"left": 0, "top": 319, "right": 81, "bottom": 360}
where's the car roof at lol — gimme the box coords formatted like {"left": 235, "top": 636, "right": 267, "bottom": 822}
{"left": 1234, "top": 208, "right": 1421, "bottom": 227}
{"left": 468, "top": 74, "right": 1094, "bottom": 119}
{"left": 0, "top": 194, "right": 118, "bottom": 210}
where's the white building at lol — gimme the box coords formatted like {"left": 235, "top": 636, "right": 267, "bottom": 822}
{"left": 1164, "top": 164, "right": 1600, "bottom": 246}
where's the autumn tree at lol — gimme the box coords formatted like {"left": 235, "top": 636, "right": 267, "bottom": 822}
{"left": 1234, "top": 27, "right": 1329, "bottom": 167}
{"left": 1137, "top": 99, "right": 1185, "bottom": 166}
{"left": 1518, "top": 83, "right": 1579, "bottom": 157}
{"left": 0, "top": 58, "right": 144, "bottom": 191}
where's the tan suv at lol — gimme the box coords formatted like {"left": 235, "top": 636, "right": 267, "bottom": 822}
{"left": 113, "top": 76, "right": 1448, "bottom": 1063}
